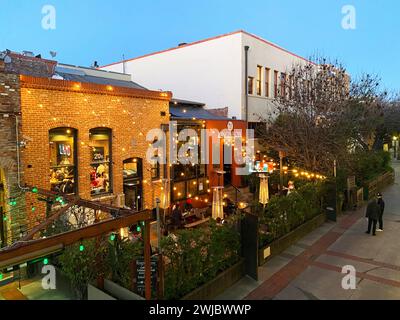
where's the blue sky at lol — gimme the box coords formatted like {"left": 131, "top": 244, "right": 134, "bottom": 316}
{"left": 0, "top": 0, "right": 399, "bottom": 92}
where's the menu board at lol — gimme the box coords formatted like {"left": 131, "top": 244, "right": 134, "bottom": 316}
{"left": 136, "top": 257, "right": 158, "bottom": 296}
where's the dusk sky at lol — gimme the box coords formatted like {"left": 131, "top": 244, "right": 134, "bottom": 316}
{"left": 1, "top": 0, "right": 399, "bottom": 92}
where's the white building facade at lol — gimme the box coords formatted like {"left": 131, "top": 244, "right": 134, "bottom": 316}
{"left": 100, "top": 30, "right": 312, "bottom": 123}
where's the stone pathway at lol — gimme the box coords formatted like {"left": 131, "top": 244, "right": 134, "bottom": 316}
{"left": 216, "top": 161, "right": 400, "bottom": 300}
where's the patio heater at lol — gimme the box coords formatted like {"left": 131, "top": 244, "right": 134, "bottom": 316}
{"left": 159, "top": 179, "right": 170, "bottom": 224}
{"left": 212, "top": 186, "right": 224, "bottom": 220}
{"left": 259, "top": 174, "right": 269, "bottom": 208}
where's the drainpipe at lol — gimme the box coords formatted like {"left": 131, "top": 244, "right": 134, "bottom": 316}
{"left": 13, "top": 114, "right": 28, "bottom": 191}
{"left": 244, "top": 46, "right": 250, "bottom": 127}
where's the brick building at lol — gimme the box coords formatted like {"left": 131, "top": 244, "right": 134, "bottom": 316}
{"left": 0, "top": 52, "right": 171, "bottom": 242}
{"left": 0, "top": 60, "right": 24, "bottom": 246}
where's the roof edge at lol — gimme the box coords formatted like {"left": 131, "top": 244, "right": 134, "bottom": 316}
{"left": 99, "top": 30, "right": 316, "bottom": 69}
{"left": 20, "top": 75, "right": 172, "bottom": 100}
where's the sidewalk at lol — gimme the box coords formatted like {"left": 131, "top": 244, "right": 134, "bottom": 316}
{"left": 216, "top": 161, "right": 400, "bottom": 300}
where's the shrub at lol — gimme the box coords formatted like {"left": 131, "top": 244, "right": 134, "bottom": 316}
{"left": 108, "top": 238, "right": 143, "bottom": 290}
{"left": 350, "top": 151, "right": 392, "bottom": 186}
{"left": 258, "top": 183, "right": 323, "bottom": 248}
{"left": 58, "top": 237, "right": 109, "bottom": 300}
{"left": 161, "top": 221, "right": 240, "bottom": 300}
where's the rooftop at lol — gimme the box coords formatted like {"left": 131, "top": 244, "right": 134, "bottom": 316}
{"left": 55, "top": 64, "right": 147, "bottom": 90}
{"left": 170, "top": 99, "right": 229, "bottom": 120}
{"left": 100, "top": 30, "right": 315, "bottom": 69}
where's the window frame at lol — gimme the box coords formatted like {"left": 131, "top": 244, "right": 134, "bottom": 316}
{"left": 49, "top": 127, "right": 78, "bottom": 195}
{"left": 256, "top": 65, "right": 263, "bottom": 96}
{"left": 274, "top": 71, "right": 279, "bottom": 98}
{"left": 265, "top": 68, "right": 270, "bottom": 98}
{"left": 247, "top": 76, "right": 254, "bottom": 95}
{"left": 89, "top": 127, "right": 113, "bottom": 196}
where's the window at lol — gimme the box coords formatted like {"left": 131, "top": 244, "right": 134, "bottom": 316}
{"left": 89, "top": 128, "right": 112, "bottom": 196}
{"left": 170, "top": 123, "right": 208, "bottom": 201}
{"left": 172, "top": 181, "right": 186, "bottom": 201}
{"left": 49, "top": 128, "right": 77, "bottom": 194}
{"left": 289, "top": 75, "right": 294, "bottom": 99}
{"left": 280, "top": 73, "right": 286, "bottom": 98}
{"left": 151, "top": 161, "right": 160, "bottom": 180}
{"left": 274, "top": 71, "right": 279, "bottom": 98}
{"left": 256, "top": 66, "right": 262, "bottom": 96}
{"left": 265, "top": 68, "right": 270, "bottom": 97}
{"left": 247, "top": 77, "right": 254, "bottom": 95}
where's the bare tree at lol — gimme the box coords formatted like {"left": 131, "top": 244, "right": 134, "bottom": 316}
{"left": 256, "top": 57, "right": 384, "bottom": 174}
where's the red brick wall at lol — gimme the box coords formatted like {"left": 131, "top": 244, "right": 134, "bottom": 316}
{"left": 4, "top": 52, "right": 56, "bottom": 78}
{"left": 20, "top": 79, "right": 170, "bottom": 228}
{"left": 0, "top": 68, "right": 26, "bottom": 243}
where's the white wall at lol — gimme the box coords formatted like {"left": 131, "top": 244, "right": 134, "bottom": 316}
{"left": 241, "top": 32, "right": 310, "bottom": 122}
{"left": 101, "top": 33, "right": 244, "bottom": 119}
{"left": 101, "top": 31, "right": 312, "bottom": 122}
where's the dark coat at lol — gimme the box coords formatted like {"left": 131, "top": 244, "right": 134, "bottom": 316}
{"left": 172, "top": 207, "right": 183, "bottom": 226}
{"left": 377, "top": 199, "right": 385, "bottom": 216}
{"left": 366, "top": 200, "right": 380, "bottom": 220}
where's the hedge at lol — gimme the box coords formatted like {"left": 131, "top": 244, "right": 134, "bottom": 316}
{"left": 161, "top": 221, "right": 240, "bottom": 300}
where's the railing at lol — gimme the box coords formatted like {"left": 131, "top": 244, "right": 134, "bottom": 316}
{"left": 226, "top": 183, "right": 241, "bottom": 204}
{"left": 364, "top": 171, "right": 395, "bottom": 200}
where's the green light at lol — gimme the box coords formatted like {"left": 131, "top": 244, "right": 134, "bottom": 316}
{"left": 0, "top": 274, "right": 3, "bottom": 281}
{"left": 32, "top": 187, "right": 39, "bottom": 194}
{"left": 43, "top": 258, "right": 49, "bottom": 265}
{"left": 31, "top": 206, "right": 36, "bottom": 212}
{"left": 9, "top": 199, "right": 17, "bottom": 207}
{"left": 3, "top": 216, "right": 7, "bottom": 221}
{"left": 110, "top": 234, "right": 116, "bottom": 241}
{"left": 136, "top": 225, "right": 141, "bottom": 232}
{"left": 79, "top": 245, "right": 85, "bottom": 252}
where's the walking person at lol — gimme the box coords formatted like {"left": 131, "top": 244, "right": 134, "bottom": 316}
{"left": 365, "top": 195, "right": 380, "bottom": 236}
{"left": 377, "top": 193, "right": 385, "bottom": 232}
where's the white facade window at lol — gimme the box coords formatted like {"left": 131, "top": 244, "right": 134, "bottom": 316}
{"left": 248, "top": 76, "right": 254, "bottom": 95}
{"left": 256, "top": 66, "right": 263, "bottom": 96}
{"left": 265, "top": 68, "right": 270, "bottom": 98}
{"left": 274, "top": 71, "right": 279, "bottom": 98}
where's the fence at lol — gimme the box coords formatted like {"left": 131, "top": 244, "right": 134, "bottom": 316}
{"left": 364, "top": 171, "right": 395, "bottom": 200}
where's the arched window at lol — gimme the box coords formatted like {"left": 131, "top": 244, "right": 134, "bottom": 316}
{"left": 49, "top": 128, "right": 77, "bottom": 194}
{"left": 90, "top": 128, "right": 112, "bottom": 196}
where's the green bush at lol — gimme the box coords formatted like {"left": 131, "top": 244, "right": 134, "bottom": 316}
{"left": 59, "top": 238, "right": 109, "bottom": 300}
{"left": 351, "top": 151, "right": 392, "bottom": 186}
{"left": 258, "top": 183, "right": 323, "bottom": 248}
{"left": 161, "top": 221, "right": 240, "bottom": 300}
{"left": 108, "top": 238, "right": 143, "bottom": 290}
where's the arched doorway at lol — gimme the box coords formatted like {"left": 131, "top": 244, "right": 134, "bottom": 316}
{"left": 123, "top": 158, "right": 143, "bottom": 211}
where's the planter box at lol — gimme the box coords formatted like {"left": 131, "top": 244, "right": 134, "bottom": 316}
{"left": 181, "top": 259, "right": 244, "bottom": 300}
{"left": 258, "top": 214, "right": 326, "bottom": 266}
{"left": 88, "top": 279, "right": 145, "bottom": 300}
